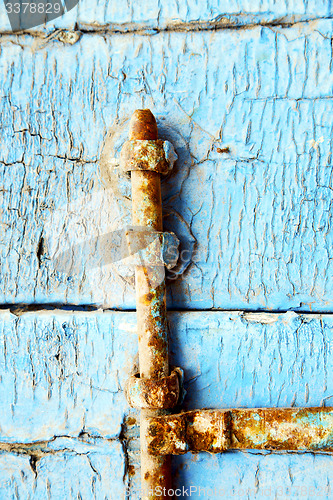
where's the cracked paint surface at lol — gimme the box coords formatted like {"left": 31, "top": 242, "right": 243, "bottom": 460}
{"left": 0, "top": 2, "right": 333, "bottom": 498}
{"left": 0, "top": 1, "right": 332, "bottom": 33}
{"left": 0, "top": 20, "right": 333, "bottom": 311}
{"left": 0, "top": 311, "right": 333, "bottom": 497}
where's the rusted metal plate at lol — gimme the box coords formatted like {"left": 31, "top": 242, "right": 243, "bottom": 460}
{"left": 147, "top": 408, "right": 333, "bottom": 455}
{"left": 231, "top": 408, "right": 333, "bottom": 451}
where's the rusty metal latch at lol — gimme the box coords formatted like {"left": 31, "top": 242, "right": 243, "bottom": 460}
{"left": 121, "top": 109, "right": 332, "bottom": 500}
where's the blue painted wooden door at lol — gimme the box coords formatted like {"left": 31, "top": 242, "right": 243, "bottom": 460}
{"left": 1, "top": 1, "right": 333, "bottom": 498}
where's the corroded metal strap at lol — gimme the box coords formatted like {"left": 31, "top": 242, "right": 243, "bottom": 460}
{"left": 147, "top": 407, "right": 333, "bottom": 455}
{"left": 126, "top": 367, "right": 183, "bottom": 410}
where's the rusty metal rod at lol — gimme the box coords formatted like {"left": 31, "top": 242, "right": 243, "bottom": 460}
{"left": 146, "top": 407, "right": 333, "bottom": 455}
{"left": 129, "top": 110, "right": 171, "bottom": 499}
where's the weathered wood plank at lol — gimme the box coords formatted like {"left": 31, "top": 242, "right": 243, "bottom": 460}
{"left": 172, "top": 452, "right": 333, "bottom": 499}
{"left": 1, "top": 309, "right": 333, "bottom": 497}
{"left": 1, "top": 450, "right": 333, "bottom": 500}
{"left": 0, "top": 0, "right": 331, "bottom": 33}
{"left": 1, "top": 310, "right": 333, "bottom": 443}
{"left": 170, "top": 311, "right": 333, "bottom": 410}
{"left": 1, "top": 448, "right": 333, "bottom": 499}
{"left": 0, "top": 441, "right": 126, "bottom": 499}
{"left": 1, "top": 22, "right": 333, "bottom": 311}
{"left": 0, "top": 310, "right": 138, "bottom": 442}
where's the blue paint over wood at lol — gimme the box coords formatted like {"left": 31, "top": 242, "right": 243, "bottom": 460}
{"left": 173, "top": 452, "right": 333, "bottom": 499}
{"left": 0, "top": 0, "right": 331, "bottom": 32}
{"left": 0, "top": 21, "right": 333, "bottom": 311}
{"left": 0, "top": 310, "right": 333, "bottom": 497}
{"left": 0, "top": 3, "right": 333, "bottom": 498}
{"left": 0, "top": 310, "right": 137, "bottom": 442}
{"left": 0, "top": 443, "right": 125, "bottom": 499}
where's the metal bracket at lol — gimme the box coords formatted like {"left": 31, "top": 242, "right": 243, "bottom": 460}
{"left": 146, "top": 407, "right": 333, "bottom": 455}
{"left": 120, "top": 139, "right": 178, "bottom": 175}
{"left": 126, "top": 367, "right": 184, "bottom": 410}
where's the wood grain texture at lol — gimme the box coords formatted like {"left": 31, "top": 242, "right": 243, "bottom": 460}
{"left": 1, "top": 310, "right": 333, "bottom": 498}
{"left": 172, "top": 452, "right": 333, "bottom": 499}
{"left": 0, "top": 442, "right": 125, "bottom": 499}
{"left": 0, "top": 0, "right": 332, "bottom": 33}
{"left": 0, "top": 310, "right": 138, "bottom": 442}
{"left": 2, "top": 450, "right": 333, "bottom": 499}
{"left": 1, "top": 21, "right": 333, "bottom": 311}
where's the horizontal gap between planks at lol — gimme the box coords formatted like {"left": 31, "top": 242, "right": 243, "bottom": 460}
{"left": 0, "top": 304, "right": 333, "bottom": 316}
{"left": 0, "top": 14, "right": 332, "bottom": 39}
